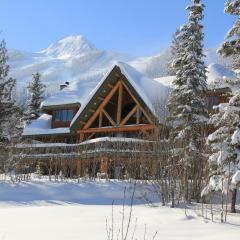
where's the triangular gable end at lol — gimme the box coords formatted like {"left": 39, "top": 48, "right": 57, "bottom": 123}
{"left": 70, "top": 65, "right": 157, "bottom": 140}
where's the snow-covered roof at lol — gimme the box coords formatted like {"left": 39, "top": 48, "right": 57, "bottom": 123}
{"left": 153, "top": 64, "right": 239, "bottom": 92}
{"left": 41, "top": 61, "right": 168, "bottom": 112}
{"left": 70, "top": 61, "right": 169, "bottom": 127}
{"left": 22, "top": 114, "right": 70, "bottom": 136}
{"left": 207, "top": 64, "right": 239, "bottom": 92}
{"left": 41, "top": 80, "right": 96, "bottom": 108}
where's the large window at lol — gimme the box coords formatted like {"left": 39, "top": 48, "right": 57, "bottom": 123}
{"left": 209, "top": 96, "right": 218, "bottom": 109}
{"left": 55, "top": 109, "right": 74, "bottom": 121}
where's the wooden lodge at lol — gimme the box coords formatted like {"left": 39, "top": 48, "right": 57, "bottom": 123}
{"left": 15, "top": 62, "right": 168, "bottom": 178}
{"left": 14, "top": 62, "right": 233, "bottom": 178}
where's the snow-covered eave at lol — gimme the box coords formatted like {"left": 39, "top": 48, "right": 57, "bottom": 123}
{"left": 41, "top": 102, "right": 81, "bottom": 110}
{"left": 22, "top": 128, "right": 71, "bottom": 137}
{"left": 79, "top": 136, "right": 153, "bottom": 145}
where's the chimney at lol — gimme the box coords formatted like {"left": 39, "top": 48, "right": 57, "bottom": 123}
{"left": 60, "top": 84, "right": 67, "bottom": 90}
{"left": 60, "top": 81, "right": 70, "bottom": 90}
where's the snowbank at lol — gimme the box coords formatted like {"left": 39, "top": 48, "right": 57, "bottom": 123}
{"left": 0, "top": 179, "right": 158, "bottom": 206}
{"left": 0, "top": 180, "right": 239, "bottom": 240}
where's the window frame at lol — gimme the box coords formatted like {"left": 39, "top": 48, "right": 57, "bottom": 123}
{"left": 55, "top": 109, "right": 74, "bottom": 122}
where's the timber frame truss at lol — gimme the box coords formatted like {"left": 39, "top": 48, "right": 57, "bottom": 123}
{"left": 78, "top": 80, "right": 156, "bottom": 141}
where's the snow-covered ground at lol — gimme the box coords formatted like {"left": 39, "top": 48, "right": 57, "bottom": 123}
{"left": 0, "top": 179, "right": 239, "bottom": 240}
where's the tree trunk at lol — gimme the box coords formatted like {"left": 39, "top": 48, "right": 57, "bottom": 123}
{"left": 231, "top": 188, "right": 237, "bottom": 213}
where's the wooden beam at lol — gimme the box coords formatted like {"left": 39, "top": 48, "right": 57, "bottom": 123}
{"left": 99, "top": 111, "right": 103, "bottom": 127}
{"left": 139, "top": 106, "right": 153, "bottom": 125}
{"left": 86, "top": 132, "right": 95, "bottom": 140}
{"left": 80, "top": 133, "right": 84, "bottom": 142}
{"left": 89, "top": 109, "right": 95, "bottom": 113}
{"left": 102, "top": 109, "right": 116, "bottom": 126}
{"left": 83, "top": 81, "right": 121, "bottom": 130}
{"left": 97, "top": 96, "right": 104, "bottom": 101}
{"left": 117, "top": 82, "right": 123, "bottom": 125}
{"left": 78, "top": 124, "right": 156, "bottom": 134}
{"left": 121, "top": 80, "right": 153, "bottom": 124}
{"left": 120, "top": 105, "right": 138, "bottom": 126}
{"left": 136, "top": 106, "right": 140, "bottom": 125}
{"left": 108, "top": 83, "right": 114, "bottom": 89}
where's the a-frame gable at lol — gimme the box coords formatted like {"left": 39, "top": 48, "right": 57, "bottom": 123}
{"left": 70, "top": 65, "right": 157, "bottom": 139}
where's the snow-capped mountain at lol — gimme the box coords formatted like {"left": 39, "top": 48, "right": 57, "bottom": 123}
{"left": 39, "top": 35, "right": 97, "bottom": 59}
{"left": 8, "top": 35, "right": 233, "bottom": 105}
{"left": 9, "top": 35, "right": 135, "bottom": 94}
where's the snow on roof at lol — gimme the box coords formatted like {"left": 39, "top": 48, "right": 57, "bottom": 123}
{"left": 22, "top": 114, "right": 70, "bottom": 136}
{"left": 207, "top": 64, "right": 239, "bottom": 92}
{"left": 152, "top": 64, "right": 239, "bottom": 93}
{"left": 79, "top": 137, "right": 152, "bottom": 145}
{"left": 117, "top": 62, "right": 169, "bottom": 113}
{"left": 154, "top": 76, "right": 175, "bottom": 87}
{"left": 42, "top": 61, "right": 169, "bottom": 113}
{"left": 70, "top": 61, "right": 169, "bottom": 127}
{"left": 41, "top": 80, "right": 97, "bottom": 108}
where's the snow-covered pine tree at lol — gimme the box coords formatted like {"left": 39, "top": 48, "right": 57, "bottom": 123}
{"left": 168, "top": 29, "right": 181, "bottom": 76}
{"left": 26, "top": 72, "right": 45, "bottom": 122}
{"left": 218, "top": 0, "right": 240, "bottom": 70}
{"left": 168, "top": 26, "right": 190, "bottom": 76}
{"left": 0, "top": 40, "right": 16, "bottom": 142}
{"left": 206, "top": 0, "right": 240, "bottom": 213}
{"left": 167, "top": 0, "right": 208, "bottom": 202}
{"left": 203, "top": 95, "right": 240, "bottom": 213}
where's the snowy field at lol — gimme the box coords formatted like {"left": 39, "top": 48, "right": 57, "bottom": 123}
{"left": 0, "top": 179, "right": 239, "bottom": 240}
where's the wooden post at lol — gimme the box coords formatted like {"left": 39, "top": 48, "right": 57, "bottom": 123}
{"left": 117, "top": 82, "right": 123, "bottom": 125}
{"left": 80, "top": 133, "right": 84, "bottom": 142}
{"left": 136, "top": 106, "right": 140, "bottom": 125}
{"left": 99, "top": 111, "right": 103, "bottom": 127}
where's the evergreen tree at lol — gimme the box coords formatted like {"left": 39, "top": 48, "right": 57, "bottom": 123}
{"left": 167, "top": 0, "right": 208, "bottom": 201}
{"left": 168, "top": 28, "right": 185, "bottom": 76}
{"left": 203, "top": 94, "right": 240, "bottom": 213}
{"left": 218, "top": 0, "right": 240, "bottom": 69}
{"left": 0, "top": 40, "right": 16, "bottom": 141}
{"left": 26, "top": 72, "right": 45, "bottom": 121}
{"left": 205, "top": 0, "right": 240, "bottom": 213}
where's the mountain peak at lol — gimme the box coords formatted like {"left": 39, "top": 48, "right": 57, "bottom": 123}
{"left": 40, "top": 35, "right": 98, "bottom": 59}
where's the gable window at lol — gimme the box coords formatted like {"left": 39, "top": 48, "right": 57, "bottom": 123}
{"left": 55, "top": 110, "right": 74, "bottom": 121}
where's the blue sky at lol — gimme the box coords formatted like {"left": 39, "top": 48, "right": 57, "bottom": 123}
{"left": 0, "top": 0, "right": 234, "bottom": 56}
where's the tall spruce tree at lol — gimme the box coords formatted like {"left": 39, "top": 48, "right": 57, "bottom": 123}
{"left": 26, "top": 72, "right": 45, "bottom": 121}
{"left": 204, "top": 0, "right": 240, "bottom": 213}
{"left": 0, "top": 40, "right": 16, "bottom": 141}
{"left": 168, "top": 0, "right": 208, "bottom": 202}
{"left": 203, "top": 98, "right": 240, "bottom": 213}
{"left": 220, "top": 0, "right": 240, "bottom": 213}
